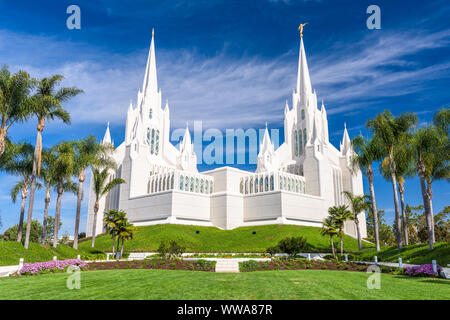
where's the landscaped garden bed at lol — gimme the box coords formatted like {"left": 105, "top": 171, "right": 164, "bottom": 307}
{"left": 83, "top": 258, "right": 216, "bottom": 272}
{"left": 240, "top": 258, "right": 399, "bottom": 274}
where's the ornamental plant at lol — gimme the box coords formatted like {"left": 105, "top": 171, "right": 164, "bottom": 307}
{"left": 19, "top": 259, "right": 87, "bottom": 275}
{"left": 404, "top": 264, "right": 443, "bottom": 277}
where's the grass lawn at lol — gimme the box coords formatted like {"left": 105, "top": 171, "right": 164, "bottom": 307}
{"left": 0, "top": 242, "right": 83, "bottom": 266}
{"left": 78, "top": 224, "right": 370, "bottom": 253}
{"left": 357, "top": 242, "right": 450, "bottom": 266}
{"left": 0, "top": 269, "right": 448, "bottom": 300}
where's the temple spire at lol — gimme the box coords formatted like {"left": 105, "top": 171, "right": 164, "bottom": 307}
{"left": 142, "top": 28, "right": 158, "bottom": 97}
{"left": 102, "top": 122, "right": 111, "bottom": 145}
{"left": 296, "top": 36, "right": 312, "bottom": 97}
{"left": 341, "top": 123, "right": 351, "bottom": 155}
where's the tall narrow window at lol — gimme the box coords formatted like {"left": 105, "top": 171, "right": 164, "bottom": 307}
{"left": 240, "top": 180, "right": 244, "bottom": 194}
{"left": 179, "top": 176, "right": 184, "bottom": 190}
{"left": 200, "top": 179, "right": 204, "bottom": 193}
{"left": 260, "top": 177, "right": 263, "bottom": 192}
{"left": 250, "top": 178, "right": 253, "bottom": 194}
{"left": 303, "top": 128, "right": 307, "bottom": 146}
{"left": 299, "top": 131, "right": 303, "bottom": 155}
{"left": 151, "top": 129, "right": 155, "bottom": 154}
{"left": 190, "top": 177, "right": 194, "bottom": 192}
{"left": 149, "top": 109, "right": 153, "bottom": 119}
{"left": 301, "top": 109, "right": 305, "bottom": 120}
{"left": 196, "top": 178, "right": 199, "bottom": 192}
{"left": 294, "top": 130, "right": 298, "bottom": 156}
{"left": 270, "top": 175, "right": 274, "bottom": 191}
{"left": 155, "top": 130, "right": 160, "bottom": 155}
{"left": 185, "top": 176, "right": 189, "bottom": 191}
{"left": 205, "top": 180, "right": 209, "bottom": 194}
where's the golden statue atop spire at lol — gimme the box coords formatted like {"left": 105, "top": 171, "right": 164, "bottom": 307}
{"left": 152, "top": 28, "right": 155, "bottom": 38}
{"left": 298, "top": 22, "right": 308, "bottom": 38}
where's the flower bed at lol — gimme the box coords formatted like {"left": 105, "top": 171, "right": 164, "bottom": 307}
{"left": 19, "top": 259, "right": 87, "bottom": 275}
{"left": 404, "top": 264, "right": 443, "bottom": 277}
{"left": 84, "top": 258, "right": 216, "bottom": 272}
{"left": 239, "top": 258, "right": 398, "bottom": 273}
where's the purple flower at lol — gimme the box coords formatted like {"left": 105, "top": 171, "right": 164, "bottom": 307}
{"left": 404, "top": 264, "right": 443, "bottom": 277}
{"left": 19, "top": 259, "right": 87, "bottom": 275}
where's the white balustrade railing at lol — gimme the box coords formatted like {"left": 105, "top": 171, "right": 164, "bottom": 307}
{"left": 239, "top": 171, "right": 306, "bottom": 195}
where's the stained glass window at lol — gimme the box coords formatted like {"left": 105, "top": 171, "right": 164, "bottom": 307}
{"left": 180, "top": 176, "right": 184, "bottom": 190}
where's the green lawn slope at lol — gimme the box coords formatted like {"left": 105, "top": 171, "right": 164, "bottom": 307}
{"left": 356, "top": 242, "right": 450, "bottom": 266}
{"left": 78, "top": 224, "right": 369, "bottom": 253}
{"left": 0, "top": 242, "right": 83, "bottom": 266}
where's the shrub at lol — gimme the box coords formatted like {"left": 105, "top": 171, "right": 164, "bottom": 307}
{"left": 240, "top": 260, "right": 261, "bottom": 272}
{"left": 157, "top": 241, "right": 185, "bottom": 259}
{"left": 269, "top": 237, "right": 308, "bottom": 257}
{"left": 404, "top": 264, "right": 443, "bottom": 277}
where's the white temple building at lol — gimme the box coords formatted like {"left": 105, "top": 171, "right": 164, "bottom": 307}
{"left": 86, "top": 30, "right": 367, "bottom": 239}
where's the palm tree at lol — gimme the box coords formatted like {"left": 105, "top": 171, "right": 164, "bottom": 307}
{"left": 328, "top": 205, "right": 352, "bottom": 255}
{"left": 0, "top": 142, "right": 37, "bottom": 242}
{"left": 351, "top": 134, "right": 383, "bottom": 251}
{"left": 366, "top": 110, "right": 417, "bottom": 249}
{"left": 48, "top": 141, "right": 78, "bottom": 248}
{"left": 23, "top": 75, "right": 82, "bottom": 249}
{"left": 104, "top": 209, "right": 126, "bottom": 256}
{"left": 411, "top": 126, "right": 447, "bottom": 250}
{"left": 91, "top": 167, "right": 125, "bottom": 247}
{"left": 73, "top": 136, "right": 114, "bottom": 250}
{"left": 117, "top": 220, "right": 136, "bottom": 258}
{"left": 0, "top": 66, "right": 34, "bottom": 157}
{"left": 380, "top": 135, "right": 415, "bottom": 246}
{"left": 342, "top": 191, "right": 369, "bottom": 251}
{"left": 321, "top": 216, "right": 338, "bottom": 258}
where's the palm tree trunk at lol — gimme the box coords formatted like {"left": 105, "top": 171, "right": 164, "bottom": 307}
{"left": 120, "top": 238, "right": 124, "bottom": 258}
{"left": 398, "top": 180, "right": 409, "bottom": 246}
{"left": 367, "top": 168, "right": 380, "bottom": 251}
{"left": 24, "top": 123, "right": 43, "bottom": 249}
{"left": 0, "top": 127, "right": 6, "bottom": 157}
{"left": 112, "top": 232, "right": 115, "bottom": 254}
{"left": 53, "top": 180, "right": 64, "bottom": 248}
{"left": 426, "top": 180, "right": 435, "bottom": 244}
{"left": 330, "top": 235, "right": 335, "bottom": 258}
{"left": 17, "top": 182, "right": 29, "bottom": 242}
{"left": 73, "top": 169, "right": 85, "bottom": 250}
{"left": 91, "top": 201, "right": 99, "bottom": 248}
{"left": 355, "top": 218, "right": 362, "bottom": 251}
{"left": 418, "top": 162, "right": 434, "bottom": 250}
{"left": 41, "top": 188, "right": 51, "bottom": 244}
{"left": 389, "top": 168, "right": 403, "bottom": 250}
{"left": 340, "top": 234, "right": 343, "bottom": 255}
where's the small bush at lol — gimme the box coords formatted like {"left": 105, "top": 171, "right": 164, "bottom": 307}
{"left": 266, "top": 237, "right": 308, "bottom": 257}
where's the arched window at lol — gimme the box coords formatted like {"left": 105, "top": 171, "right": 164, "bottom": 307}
{"left": 240, "top": 179, "right": 244, "bottom": 194}
{"left": 265, "top": 176, "right": 269, "bottom": 191}
{"left": 301, "top": 109, "right": 305, "bottom": 120}
{"left": 190, "top": 177, "right": 194, "bottom": 192}
{"left": 249, "top": 178, "right": 253, "bottom": 194}
{"left": 149, "top": 108, "right": 153, "bottom": 119}
{"left": 255, "top": 177, "right": 259, "bottom": 193}
{"left": 303, "top": 128, "right": 307, "bottom": 146}
{"left": 155, "top": 130, "right": 160, "bottom": 155}
{"left": 196, "top": 178, "right": 199, "bottom": 192}
{"left": 179, "top": 176, "right": 184, "bottom": 190}
{"left": 162, "top": 177, "right": 166, "bottom": 191}
{"left": 151, "top": 129, "right": 155, "bottom": 154}
{"left": 270, "top": 175, "right": 274, "bottom": 191}
{"left": 283, "top": 177, "right": 287, "bottom": 190}
{"left": 259, "top": 177, "right": 263, "bottom": 192}
{"left": 205, "top": 180, "right": 209, "bottom": 194}
{"left": 294, "top": 130, "right": 298, "bottom": 156}
{"left": 185, "top": 176, "right": 189, "bottom": 191}
{"left": 200, "top": 179, "right": 204, "bottom": 193}
{"left": 146, "top": 128, "right": 151, "bottom": 145}
{"left": 171, "top": 175, "right": 174, "bottom": 189}
{"left": 299, "top": 131, "right": 303, "bottom": 155}
{"left": 296, "top": 180, "right": 299, "bottom": 193}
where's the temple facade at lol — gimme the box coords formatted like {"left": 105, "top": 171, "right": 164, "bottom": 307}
{"left": 86, "top": 31, "right": 367, "bottom": 238}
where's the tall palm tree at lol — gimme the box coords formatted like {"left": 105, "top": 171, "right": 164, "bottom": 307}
{"left": 24, "top": 75, "right": 82, "bottom": 249}
{"left": 48, "top": 141, "right": 78, "bottom": 248}
{"left": 72, "top": 136, "right": 114, "bottom": 249}
{"left": 104, "top": 209, "right": 126, "bottom": 256}
{"left": 39, "top": 148, "right": 56, "bottom": 244}
{"left": 91, "top": 167, "right": 125, "bottom": 247}
{"left": 366, "top": 110, "right": 417, "bottom": 250}
{"left": 328, "top": 205, "right": 352, "bottom": 255}
{"left": 0, "top": 65, "right": 34, "bottom": 157}
{"left": 342, "top": 191, "right": 369, "bottom": 251}
{"left": 0, "top": 142, "right": 36, "bottom": 242}
{"left": 351, "top": 134, "right": 383, "bottom": 251}
{"left": 321, "top": 216, "right": 338, "bottom": 258}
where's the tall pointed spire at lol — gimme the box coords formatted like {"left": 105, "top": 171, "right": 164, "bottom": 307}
{"left": 103, "top": 122, "right": 112, "bottom": 145}
{"left": 341, "top": 123, "right": 351, "bottom": 155}
{"left": 296, "top": 37, "right": 312, "bottom": 97}
{"left": 181, "top": 122, "right": 192, "bottom": 151}
{"left": 142, "top": 28, "right": 158, "bottom": 97}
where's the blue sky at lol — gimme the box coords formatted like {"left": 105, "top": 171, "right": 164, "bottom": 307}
{"left": 0, "top": 0, "right": 449, "bottom": 234}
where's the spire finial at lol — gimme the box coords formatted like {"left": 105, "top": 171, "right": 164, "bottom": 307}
{"left": 298, "top": 22, "right": 308, "bottom": 38}
{"left": 152, "top": 28, "right": 155, "bottom": 38}
{"left": 265, "top": 121, "right": 268, "bottom": 129}
{"left": 344, "top": 122, "right": 347, "bottom": 129}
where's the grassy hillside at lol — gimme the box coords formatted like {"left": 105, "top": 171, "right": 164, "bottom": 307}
{"left": 0, "top": 242, "right": 83, "bottom": 266}
{"left": 356, "top": 242, "right": 450, "bottom": 266}
{"left": 78, "top": 224, "right": 370, "bottom": 253}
